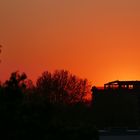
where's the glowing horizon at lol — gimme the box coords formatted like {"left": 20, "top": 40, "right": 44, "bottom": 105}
{"left": 0, "top": 0, "right": 140, "bottom": 86}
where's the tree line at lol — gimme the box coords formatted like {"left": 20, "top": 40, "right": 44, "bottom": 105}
{"left": 0, "top": 70, "right": 98, "bottom": 140}
{"left": 0, "top": 70, "right": 91, "bottom": 105}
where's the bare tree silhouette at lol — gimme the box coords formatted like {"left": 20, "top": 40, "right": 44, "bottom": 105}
{"left": 36, "top": 70, "right": 91, "bottom": 105}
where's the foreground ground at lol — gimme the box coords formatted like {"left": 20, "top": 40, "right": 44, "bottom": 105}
{"left": 100, "top": 129, "right": 140, "bottom": 140}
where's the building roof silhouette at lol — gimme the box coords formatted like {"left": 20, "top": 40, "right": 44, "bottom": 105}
{"left": 104, "top": 80, "right": 140, "bottom": 90}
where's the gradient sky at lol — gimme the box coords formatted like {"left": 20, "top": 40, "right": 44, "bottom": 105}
{"left": 0, "top": 0, "right": 140, "bottom": 86}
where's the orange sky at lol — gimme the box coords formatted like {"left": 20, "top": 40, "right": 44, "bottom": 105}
{"left": 0, "top": 0, "right": 140, "bottom": 86}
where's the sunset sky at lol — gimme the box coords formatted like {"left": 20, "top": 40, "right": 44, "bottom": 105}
{"left": 0, "top": 0, "right": 140, "bottom": 86}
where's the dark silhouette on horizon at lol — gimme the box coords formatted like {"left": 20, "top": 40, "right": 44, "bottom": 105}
{"left": 0, "top": 70, "right": 98, "bottom": 140}
{"left": 1, "top": 69, "right": 140, "bottom": 139}
{"left": 104, "top": 80, "right": 140, "bottom": 90}
{"left": 92, "top": 80, "right": 140, "bottom": 129}
{"left": 36, "top": 70, "right": 91, "bottom": 105}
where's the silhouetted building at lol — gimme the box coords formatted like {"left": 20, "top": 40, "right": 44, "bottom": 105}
{"left": 104, "top": 80, "right": 140, "bottom": 90}
{"left": 92, "top": 81, "right": 140, "bottom": 128}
